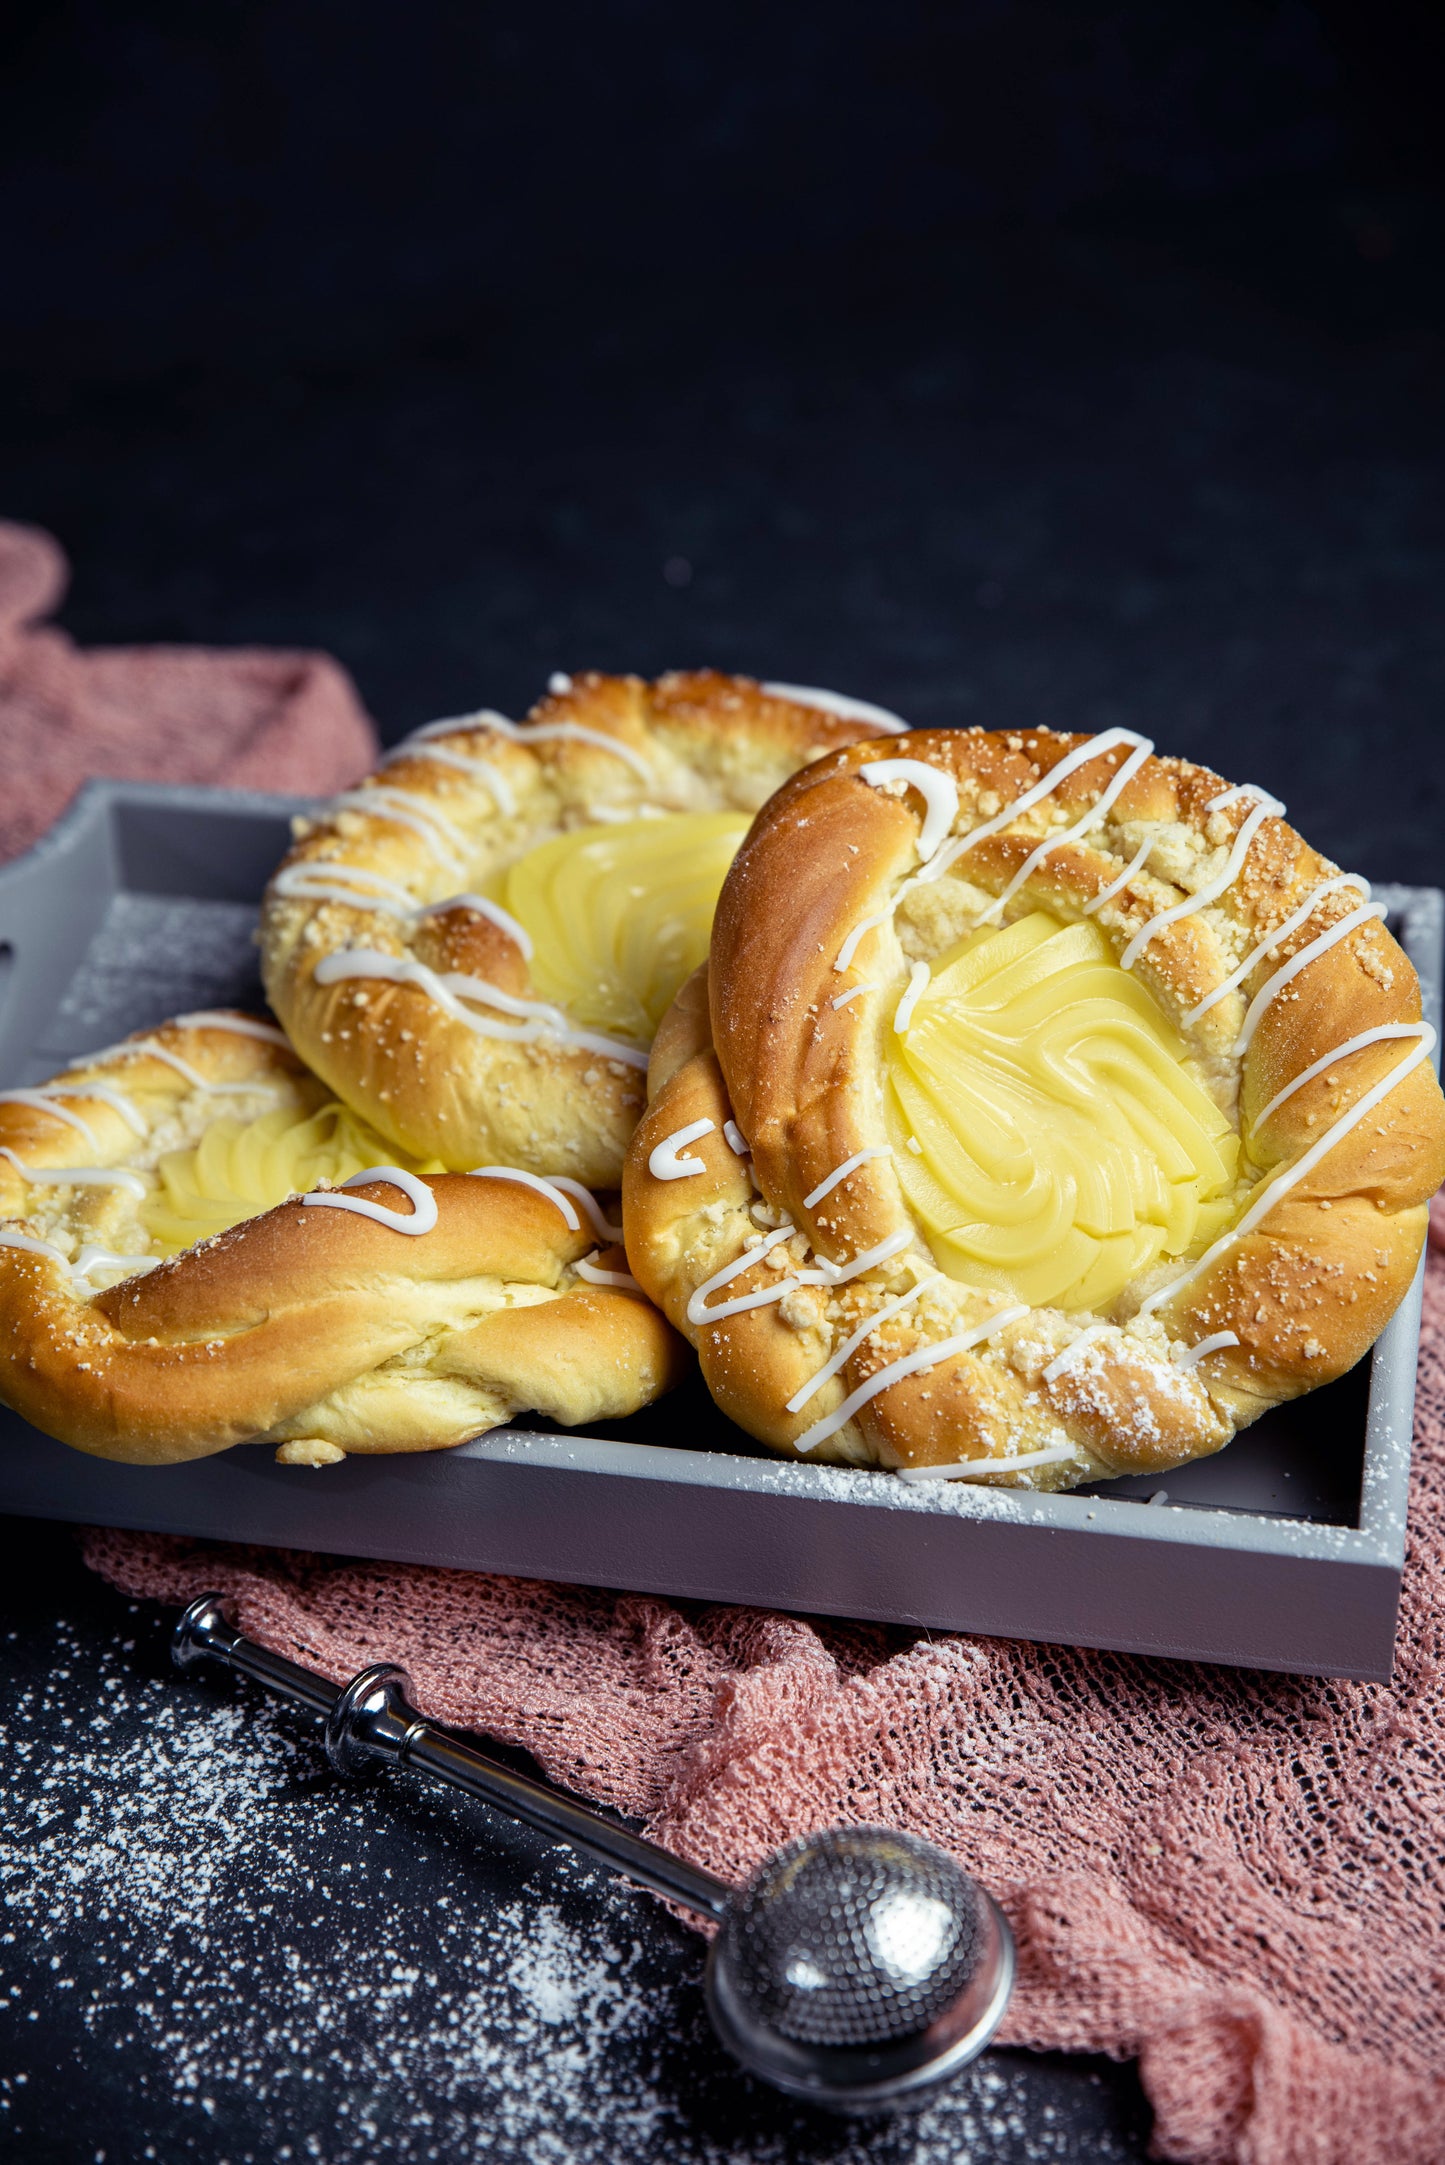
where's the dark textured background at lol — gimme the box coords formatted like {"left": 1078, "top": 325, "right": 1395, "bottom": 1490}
{"left": 1, "top": 5, "right": 1443, "bottom": 2158}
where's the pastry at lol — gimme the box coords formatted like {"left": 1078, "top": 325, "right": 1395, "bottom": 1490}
{"left": 624, "top": 729, "right": 1445, "bottom": 1487}
{"left": 259, "top": 671, "right": 901, "bottom": 1188}
{"left": 0, "top": 1012, "right": 685, "bottom": 1464}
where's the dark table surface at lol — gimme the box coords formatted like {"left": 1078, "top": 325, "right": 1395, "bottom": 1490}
{"left": 2, "top": 7, "right": 1443, "bottom": 2158}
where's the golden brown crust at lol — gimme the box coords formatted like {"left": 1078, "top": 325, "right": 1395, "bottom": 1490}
{"left": 0, "top": 1017, "right": 687, "bottom": 1464}
{"left": 625, "top": 730, "right": 1445, "bottom": 1487}
{"left": 260, "top": 671, "right": 891, "bottom": 1187}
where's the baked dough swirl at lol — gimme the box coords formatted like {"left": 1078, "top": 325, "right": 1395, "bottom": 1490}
{"left": 0, "top": 1014, "right": 685, "bottom": 1465}
{"left": 624, "top": 729, "right": 1445, "bottom": 1488}
{"left": 260, "top": 672, "right": 895, "bottom": 1187}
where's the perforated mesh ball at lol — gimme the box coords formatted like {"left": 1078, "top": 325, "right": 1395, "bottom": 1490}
{"left": 714, "top": 1827, "right": 985, "bottom": 2049}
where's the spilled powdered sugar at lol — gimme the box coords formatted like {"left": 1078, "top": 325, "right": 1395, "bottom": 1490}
{"left": 0, "top": 1608, "right": 1145, "bottom": 2164}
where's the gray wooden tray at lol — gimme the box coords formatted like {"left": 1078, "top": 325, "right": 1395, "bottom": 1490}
{"left": 0, "top": 781, "right": 1437, "bottom": 1678}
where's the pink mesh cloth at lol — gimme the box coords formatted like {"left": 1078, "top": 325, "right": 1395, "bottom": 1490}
{"left": 0, "top": 518, "right": 378, "bottom": 862}
{"left": 85, "top": 1235, "right": 1445, "bottom": 2165}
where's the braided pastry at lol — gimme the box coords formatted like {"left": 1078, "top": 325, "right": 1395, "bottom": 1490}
{"left": 0, "top": 1013, "right": 684, "bottom": 1465}
{"left": 259, "top": 671, "right": 899, "bottom": 1188}
{"left": 624, "top": 729, "right": 1445, "bottom": 1489}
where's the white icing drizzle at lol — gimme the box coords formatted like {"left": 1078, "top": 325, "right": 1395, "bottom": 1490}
{"left": 311, "top": 949, "right": 649, "bottom": 1070}
{"left": 1171, "top": 1330, "right": 1240, "bottom": 1369}
{"left": 301, "top": 1166, "right": 438, "bottom": 1236}
{"left": 387, "top": 737, "right": 518, "bottom": 817}
{"left": 977, "top": 738, "right": 1154, "bottom": 924}
{"left": 0, "top": 1228, "right": 69, "bottom": 1268}
{"left": 1120, "top": 787, "right": 1285, "bottom": 972}
{"left": 686, "top": 1224, "right": 808, "bottom": 1327}
{"left": 1042, "top": 1324, "right": 1112, "bottom": 1385}
{"left": 70, "top": 1245, "right": 158, "bottom": 1280}
{"left": 573, "top": 1251, "right": 642, "bottom": 1291}
{"left": 830, "top": 983, "right": 877, "bottom": 1010}
{"left": 803, "top": 1147, "right": 892, "bottom": 1211}
{"left": 1207, "top": 783, "right": 1276, "bottom": 813}
{"left": 794, "top": 1302, "right": 1029, "bottom": 1455}
{"left": 762, "top": 683, "right": 908, "bottom": 734}
{"left": 474, "top": 709, "right": 656, "bottom": 784}
{"left": 48, "top": 1081, "right": 148, "bottom": 1135}
{"left": 723, "top": 1120, "right": 750, "bottom": 1157}
{"left": 924, "top": 728, "right": 1152, "bottom": 885}
{"left": 648, "top": 1119, "right": 715, "bottom": 1181}
{"left": 1139, "top": 1026, "right": 1436, "bottom": 1318}
{"left": 861, "top": 760, "right": 960, "bottom": 861}
{"left": 815, "top": 1228, "right": 914, "bottom": 1284}
{"left": 330, "top": 788, "right": 470, "bottom": 871}
{"left": 893, "top": 962, "right": 929, "bottom": 1034}
{"left": 0, "top": 1091, "right": 99, "bottom": 1150}
{"left": 466, "top": 1167, "right": 582, "bottom": 1232}
{"left": 541, "top": 1176, "right": 624, "bottom": 1243}
{"left": 786, "top": 1273, "right": 940, "bottom": 1414}
{"left": 1184, "top": 875, "right": 1372, "bottom": 1026}
{"left": 1253, "top": 1021, "right": 1432, "bottom": 1134}
{"left": 418, "top": 891, "right": 534, "bottom": 959}
{"left": 93, "top": 1039, "right": 264, "bottom": 1098}
{"left": 834, "top": 909, "right": 894, "bottom": 974}
{"left": 1233, "top": 901, "right": 1388, "bottom": 1055}
{"left": 172, "top": 1012, "right": 291, "bottom": 1047}
{"left": 271, "top": 860, "right": 420, "bottom": 920}
{"left": 1081, "top": 836, "right": 1154, "bottom": 917}
{"left": 897, "top": 1445, "right": 1079, "bottom": 1483}
{"left": 0, "top": 1147, "right": 147, "bottom": 1197}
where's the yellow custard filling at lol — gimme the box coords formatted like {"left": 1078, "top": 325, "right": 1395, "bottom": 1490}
{"left": 500, "top": 812, "right": 751, "bottom": 1043}
{"left": 141, "top": 1101, "right": 434, "bottom": 1256}
{"left": 885, "top": 913, "right": 1239, "bottom": 1312}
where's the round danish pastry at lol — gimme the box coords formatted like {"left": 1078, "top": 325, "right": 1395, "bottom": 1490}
{"left": 259, "top": 671, "right": 902, "bottom": 1188}
{"left": 0, "top": 1011, "right": 685, "bottom": 1465}
{"left": 624, "top": 728, "right": 1445, "bottom": 1488}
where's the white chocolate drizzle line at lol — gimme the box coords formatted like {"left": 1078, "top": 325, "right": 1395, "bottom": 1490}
{"left": 923, "top": 728, "right": 1152, "bottom": 885}
{"left": 1081, "top": 836, "right": 1154, "bottom": 917}
{"left": 893, "top": 963, "right": 929, "bottom": 1034}
{"left": 418, "top": 892, "right": 534, "bottom": 958}
{"left": 0, "top": 1090, "right": 100, "bottom": 1150}
{"left": 830, "top": 983, "right": 877, "bottom": 1010}
{"left": 574, "top": 1251, "right": 642, "bottom": 1290}
{"left": 1233, "top": 901, "right": 1387, "bottom": 1056}
{"left": 976, "top": 737, "right": 1154, "bottom": 924}
{"left": 1184, "top": 875, "right": 1371, "bottom": 1026}
{"left": 540, "top": 1176, "right": 624, "bottom": 1242}
{"left": 1139, "top": 1025, "right": 1437, "bottom": 1319}
{"left": 649, "top": 1119, "right": 714, "bottom": 1180}
{"left": 415, "top": 706, "right": 657, "bottom": 785}
{"left": 762, "top": 683, "right": 909, "bottom": 734}
{"left": 1171, "top": 1331, "right": 1239, "bottom": 1369}
{"left": 467, "top": 1166, "right": 589, "bottom": 1231}
{"left": 1042, "top": 1324, "right": 1112, "bottom": 1385}
{"left": 172, "top": 1012, "right": 291, "bottom": 1047}
{"left": 1120, "top": 785, "right": 1285, "bottom": 971}
{"left": 686, "top": 1223, "right": 915, "bottom": 1330}
{"left": 0, "top": 1147, "right": 147, "bottom": 1197}
{"left": 302, "top": 1166, "right": 438, "bottom": 1235}
{"left": 386, "top": 736, "right": 517, "bottom": 817}
{"left": 0, "top": 1228, "right": 158, "bottom": 1283}
{"left": 834, "top": 911, "right": 894, "bottom": 974}
{"left": 91, "top": 1039, "right": 268, "bottom": 1098}
{"left": 1253, "top": 1022, "right": 1432, "bottom": 1134}
{"left": 860, "top": 761, "right": 959, "bottom": 862}
{"left": 311, "top": 949, "right": 650, "bottom": 1070}
{"left": 786, "top": 1272, "right": 941, "bottom": 1414}
{"left": 794, "top": 1302, "right": 1030, "bottom": 1455}
{"left": 724, "top": 1120, "right": 750, "bottom": 1157}
{"left": 803, "top": 1147, "right": 892, "bottom": 1211}
{"left": 330, "top": 787, "right": 470, "bottom": 872}
{"left": 898, "top": 1445, "right": 1079, "bottom": 1483}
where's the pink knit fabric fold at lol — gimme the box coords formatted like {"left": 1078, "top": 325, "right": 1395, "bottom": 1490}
{"left": 0, "top": 519, "right": 378, "bottom": 862}
{"left": 85, "top": 1249, "right": 1445, "bottom": 2165}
